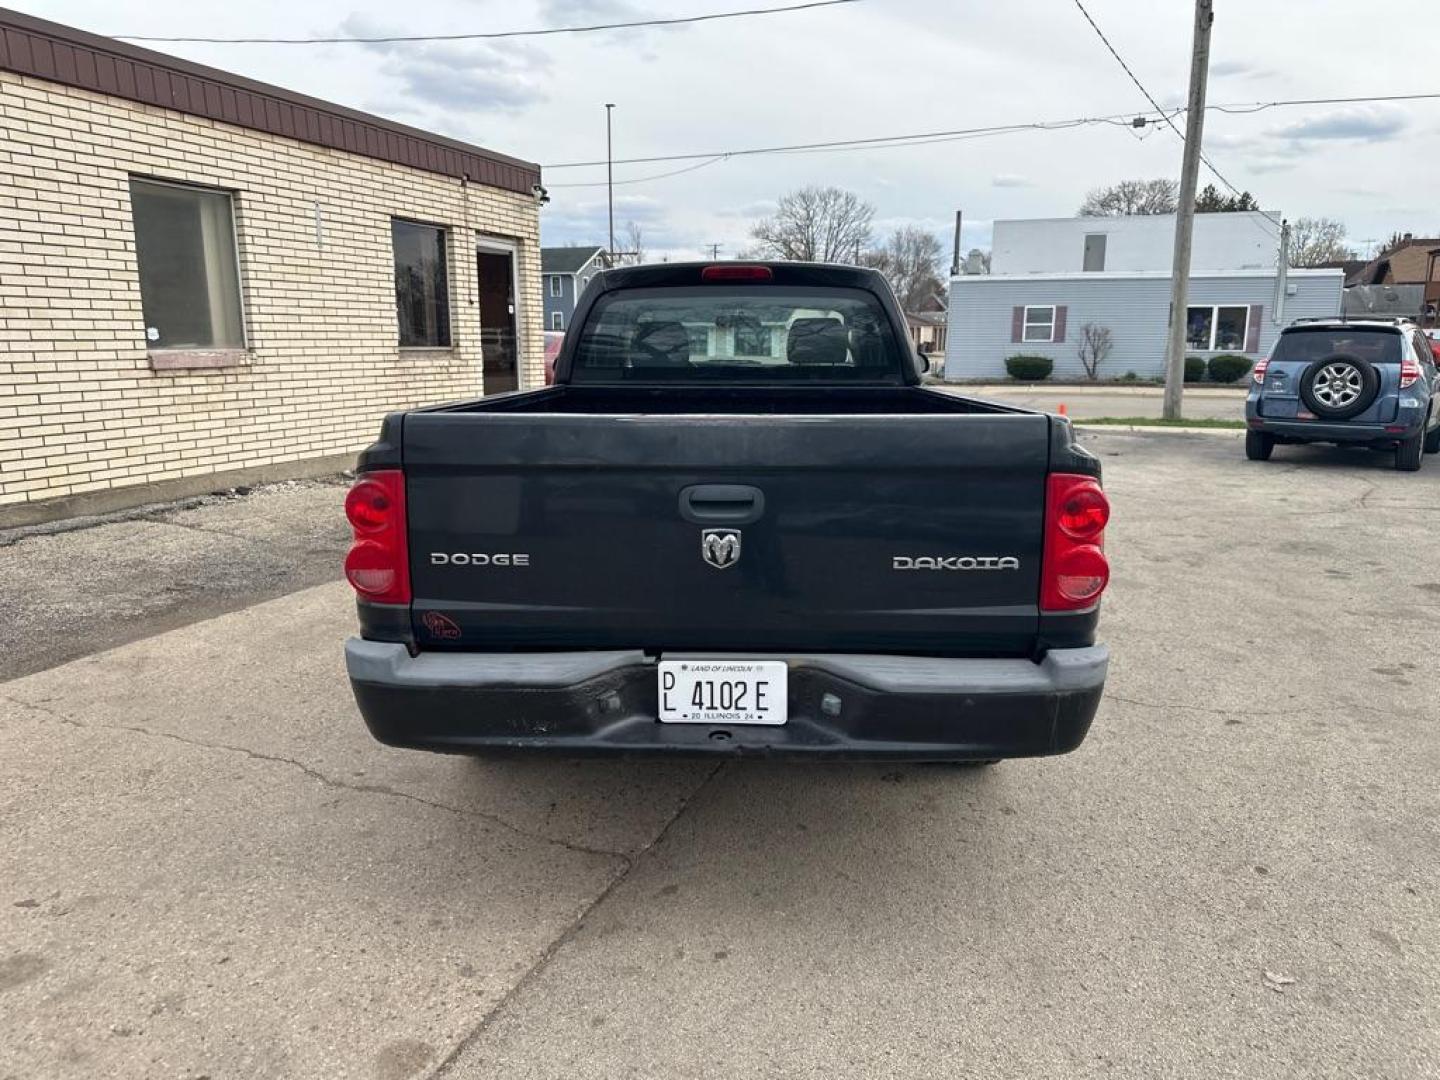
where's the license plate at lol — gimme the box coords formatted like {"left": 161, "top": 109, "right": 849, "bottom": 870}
{"left": 657, "top": 660, "right": 788, "bottom": 725}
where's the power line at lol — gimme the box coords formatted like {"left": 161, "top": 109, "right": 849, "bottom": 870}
{"left": 1210, "top": 91, "right": 1440, "bottom": 113}
{"left": 544, "top": 110, "right": 1167, "bottom": 169}
{"left": 1069, "top": 0, "right": 1275, "bottom": 236}
{"left": 548, "top": 156, "right": 731, "bottom": 188}
{"left": 112, "top": 0, "right": 862, "bottom": 44}
{"left": 541, "top": 91, "right": 1438, "bottom": 172}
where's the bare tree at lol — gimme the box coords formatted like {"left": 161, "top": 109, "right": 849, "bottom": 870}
{"left": 1077, "top": 323, "right": 1114, "bottom": 380}
{"left": 1079, "top": 178, "right": 1179, "bottom": 217}
{"left": 750, "top": 186, "right": 874, "bottom": 262}
{"left": 1289, "top": 217, "right": 1353, "bottom": 268}
{"left": 861, "top": 226, "right": 944, "bottom": 310}
{"left": 614, "top": 221, "right": 646, "bottom": 266}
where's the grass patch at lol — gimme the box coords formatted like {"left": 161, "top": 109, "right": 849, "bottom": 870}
{"left": 1078, "top": 416, "right": 1246, "bottom": 430}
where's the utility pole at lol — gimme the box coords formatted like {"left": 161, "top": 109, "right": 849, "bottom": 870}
{"left": 605, "top": 103, "right": 616, "bottom": 262}
{"left": 951, "top": 210, "right": 963, "bottom": 276}
{"left": 1273, "top": 220, "right": 1291, "bottom": 326}
{"left": 1161, "top": 0, "right": 1214, "bottom": 420}
{"left": 708, "top": 243, "right": 723, "bottom": 260}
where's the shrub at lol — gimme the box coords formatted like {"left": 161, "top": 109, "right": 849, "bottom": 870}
{"left": 1184, "top": 356, "right": 1206, "bottom": 383}
{"left": 1207, "top": 354, "right": 1252, "bottom": 383}
{"left": 1121, "top": 370, "right": 1139, "bottom": 382}
{"left": 1005, "top": 354, "right": 1054, "bottom": 380}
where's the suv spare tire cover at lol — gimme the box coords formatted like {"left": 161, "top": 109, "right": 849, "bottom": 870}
{"left": 1299, "top": 353, "right": 1380, "bottom": 420}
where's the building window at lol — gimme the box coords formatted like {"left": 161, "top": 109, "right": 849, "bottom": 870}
{"left": 685, "top": 325, "right": 712, "bottom": 357}
{"left": 551, "top": 311, "right": 564, "bottom": 331}
{"left": 733, "top": 318, "right": 772, "bottom": 357}
{"left": 392, "top": 219, "right": 450, "bottom": 348}
{"left": 1083, "top": 233, "right": 1107, "bottom": 272}
{"left": 1186, "top": 305, "right": 1249, "bottom": 351}
{"left": 549, "top": 275, "right": 563, "bottom": 297}
{"left": 1023, "top": 305, "right": 1057, "bottom": 343}
{"left": 129, "top": 178, "right": 244, "bottom": 349}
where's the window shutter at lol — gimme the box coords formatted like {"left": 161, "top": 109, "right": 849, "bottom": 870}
{"left": 1053, "top": 306, "right": 1068, "bottom": 343}
{"left": 1011, "top": 307, "right": 1024, "bottom": 343}
{"left": 1245, "top": 304, "right": 1263, "bottom": 352}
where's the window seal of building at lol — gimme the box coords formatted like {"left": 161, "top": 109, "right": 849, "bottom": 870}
{"left": 148, "top": 349, "right": 251, "bottom": 372}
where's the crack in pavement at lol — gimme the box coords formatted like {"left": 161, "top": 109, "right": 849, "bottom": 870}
{"left": 149, "top": 517, "right": 304, "bottom": 550}
{"left": 427, "top": 759, "right": 727, "bottom": 1080}
{"left": 0, "top": 692, "right": 631, "bottom": 862}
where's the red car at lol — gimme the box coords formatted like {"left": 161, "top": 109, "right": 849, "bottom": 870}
{"left": 543, "top": 330, "right": 564, "bottom": 385}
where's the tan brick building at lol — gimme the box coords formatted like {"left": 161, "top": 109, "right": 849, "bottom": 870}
{"left": 0, "top": 9, "right": 544, "bottom": 524}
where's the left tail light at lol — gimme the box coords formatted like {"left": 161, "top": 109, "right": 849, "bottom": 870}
{"left": 1041, "top": 473, "right": 1110, "bottom": 612}
{"left": 1400, "top": 354, "right": 1422, "bottom": 389}
{"left": 1251, "top": 356, "right": 1270, "bottom": 384}
{"left": 344, "top": 470, "right": 410, "bottom": 604}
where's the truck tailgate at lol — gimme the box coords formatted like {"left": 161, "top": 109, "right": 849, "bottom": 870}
{"left": 403, "top": 411, "right": 1052, "bottom": 656}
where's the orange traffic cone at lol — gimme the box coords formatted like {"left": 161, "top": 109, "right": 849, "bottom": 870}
{"left": 1058, "top": 402, "right": 1068, "bottom": 416}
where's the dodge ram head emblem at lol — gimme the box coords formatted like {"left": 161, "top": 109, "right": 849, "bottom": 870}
{"left": 701, "top": 529, "right": 741, "bottom": 569}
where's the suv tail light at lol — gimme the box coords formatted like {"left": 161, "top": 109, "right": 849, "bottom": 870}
{"left": 1400, "top": 354, "right": 1422, "bottom": 389}
{"left": 1041, "top": 473, "right": 1110, "bottom": 612}
{"left": 344, "top": 470, "right": 410, "bottom": 604}
{"left": 1252, "top": 356, "right": 1270, "bottom": 384}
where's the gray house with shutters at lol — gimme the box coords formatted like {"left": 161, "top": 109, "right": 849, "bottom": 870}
{"left": 542, "top": 246, "right": 609, "bottom": 333}
{"left": 945, "top": 213, "right": 1344, "bottom": 380}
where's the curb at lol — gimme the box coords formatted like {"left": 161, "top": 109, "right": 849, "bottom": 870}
{"left": 947, "top": 384, "right": 1248, "bottom": 399}
{"left": 1073, "top": 424, "right": 1243, "bottom": 437}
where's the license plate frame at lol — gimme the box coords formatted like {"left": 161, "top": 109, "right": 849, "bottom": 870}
{"left": 657, "top": 660, "right": 788, "bottom": 725}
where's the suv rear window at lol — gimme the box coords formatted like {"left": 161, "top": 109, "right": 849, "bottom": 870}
{"left": 569, "top": 286, "right": 905, "bottom": 383}
{"left": 1272, "top": 327, "right": 1402, "bottom": 365}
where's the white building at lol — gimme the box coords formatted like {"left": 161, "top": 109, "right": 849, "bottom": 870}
{"left": 947, "top": 212, "right": 1344, "bottom": 381}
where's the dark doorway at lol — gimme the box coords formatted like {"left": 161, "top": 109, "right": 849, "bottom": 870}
{"left": 477, "top": 249, "right": 518, "bottom": 394}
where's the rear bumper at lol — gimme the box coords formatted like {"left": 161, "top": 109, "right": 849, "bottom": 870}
{"left": 1249, "top": 418, "right": 1413, "bottom": 442}
{"left": 345, "top": 640, "right": 1109, "bottom": 761}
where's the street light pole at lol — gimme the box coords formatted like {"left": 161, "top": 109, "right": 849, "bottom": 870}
{"left": 1162, "top": 0, "right": 1214, "bottom": 420}
{"left": 605, "top": 103, "right": 616, "bottom": 263}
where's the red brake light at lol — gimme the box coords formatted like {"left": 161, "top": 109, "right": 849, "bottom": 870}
{"left": 701, "top": 264, "right": 773, "bottom": 282}
{"left": 1400, "top": 354, "right": 1422, "bottom": 388}
{"left": 1252, "top": 357, "right": 1269, "bottom": 384}
{"left": 1055, "top": 484, "right": 1109, "bottom": 539}
{"left": 1042, "top": 474, "right": 1110, "bottom": 613}
{"left": 344, "top": 470, "right": 410, "bottom": 604}
{"left": 345, "top": 480, "right": 394, "bottom": 533}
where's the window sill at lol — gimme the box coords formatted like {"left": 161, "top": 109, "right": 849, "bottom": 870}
{"left": 396, "top": 346, "right": 459, "bottom": 359}
{"left": 149, "top": 349, "right": 250, "bottom": 372}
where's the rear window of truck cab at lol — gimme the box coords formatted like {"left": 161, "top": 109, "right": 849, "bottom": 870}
{"left": 569, "top": 286, "right": 907, "bottom": 383}
{"left": 1271, "top": 326, "right": 1402, "bottom": 365}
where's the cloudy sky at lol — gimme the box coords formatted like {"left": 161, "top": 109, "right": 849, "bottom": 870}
{"left": 18, "top": 0, "right": 1440, "bottom": 261}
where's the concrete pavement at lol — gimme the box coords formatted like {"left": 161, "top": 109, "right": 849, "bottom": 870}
{"left": 0, "top": 477, "right": 351, "bottom": 680}
{"left": 941, "top": 383, "right": 1248, "bottom": 421}
{"left": 2, "top": 432, "right": 1438, "bottom": 1079}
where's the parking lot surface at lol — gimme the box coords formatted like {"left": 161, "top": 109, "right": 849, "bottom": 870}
{"left": 2, "top": 431, "right": 1438, "bottom": 1079}
{"left": 941, "top": 383, "right": 1247, "bottom": 420}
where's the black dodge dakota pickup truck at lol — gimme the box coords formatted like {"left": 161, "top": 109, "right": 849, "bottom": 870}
{"left": 343, "top": 262, "right": 1110, "bottom": 761}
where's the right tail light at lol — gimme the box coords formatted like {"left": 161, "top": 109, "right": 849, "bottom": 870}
{"left": 1041, "top": 473, "right": 1110, "bottom": 612}
{"left": 1400, "top": 354, "right": 1422, "bottom": 388}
